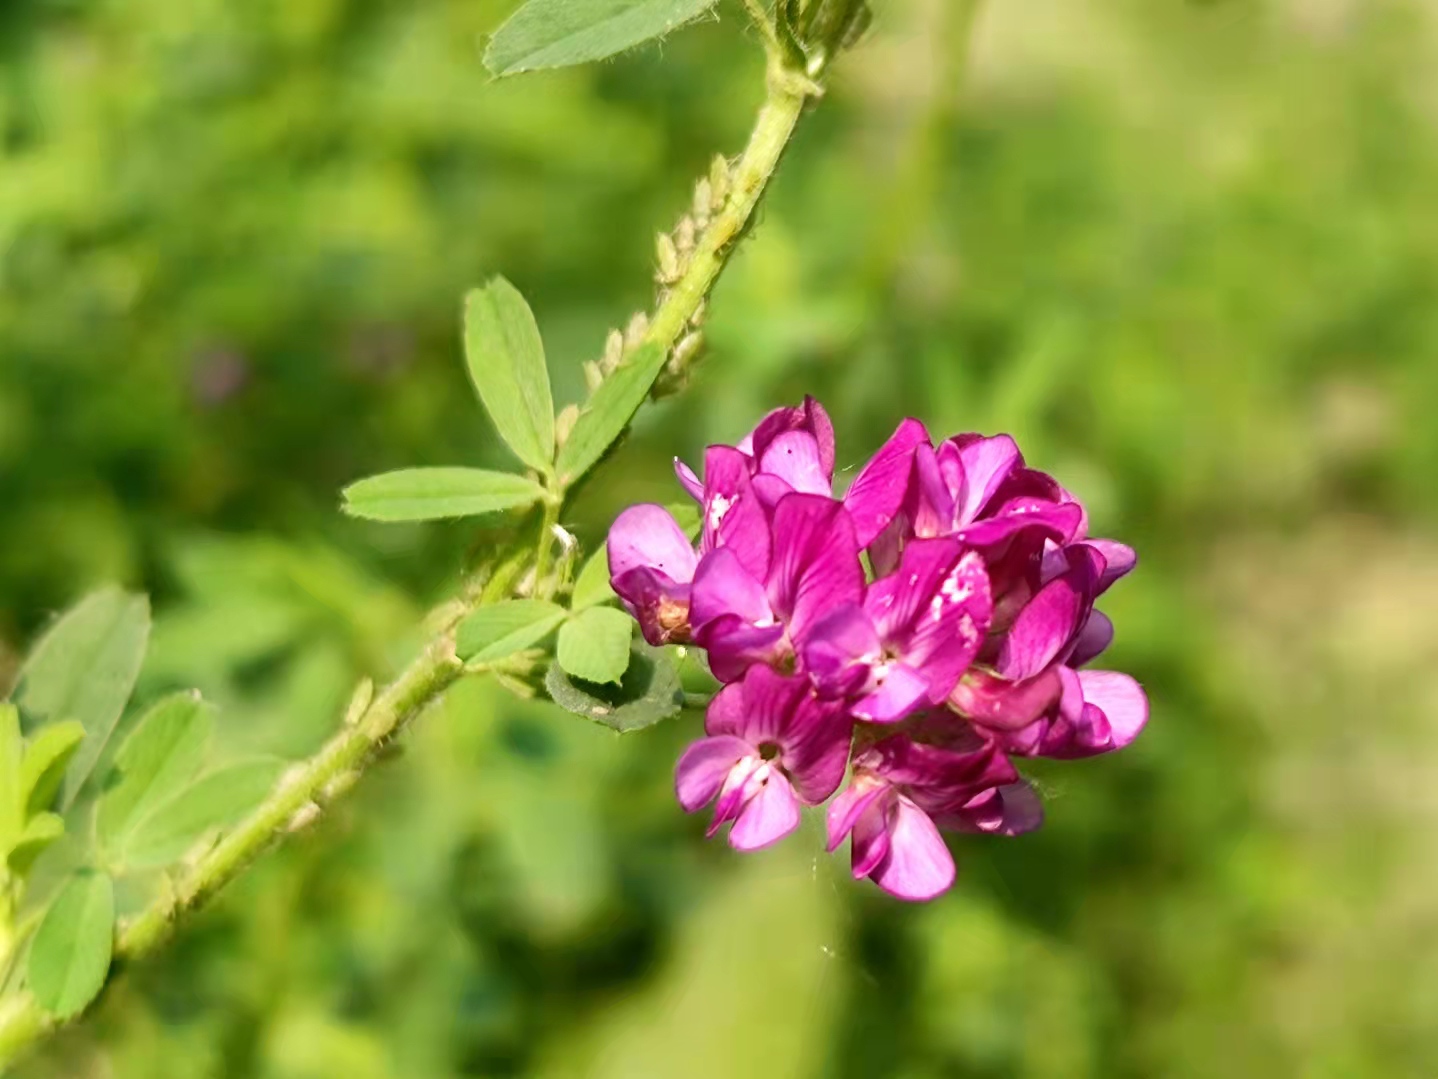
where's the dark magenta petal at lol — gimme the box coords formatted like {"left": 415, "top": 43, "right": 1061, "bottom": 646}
{"left": 843, "top": 418, "right": 930, "bottom": 547}
{"left": 949, "top": 667, "right": 1063, "bottom": 730}
{"left": 870, "top": 797, "right": 956, "bottom": 902}
{"left": 694, "top": 616, "right": 787, "bottom": 683}
{"left": 1087, "top": 538, "right": 1137, "bottom": 594}
{"left": 608, "top": 504, "right": 699, "bottom": 582}
{"left": 611, "top": 566, "right": 692, "bottom": 646}
{"left": 801, "top": 603, "right": 882, "bottom": 699}
{"left": 765, "top": 494, "right": 864, "bottom": 646}
{"left": 751, "top": 472, "right": 795, "bottom": 509}
{"left": 758, "top": 431, "right": 831, "bottom": 496}
{"left": 941, "top": 780, "right": 1044, "bottom": 836}
{"left": 912, "top": 444, "right": 955, "bottom": 537}
{"left": 853, "top": 662, "right": 930, "bottom": 724}
{"left": 953, "top": 502, "right": 1083, "bottom": 550}
{"left": 675, "top": 735, "right": 751, "bottom": 812}
{"left": 997, "top": 544, "right": 1104, "bottom": 681}
{"left": 700, "top": 445, "right": 771, "bottom": 579}
{"left": 847, "top": 789, "right": 895, "bottom": 880}
{"left": 951, "top": 433, "right": 1022, "bottom": 525}
{"left": 690, "top": 548, "right": 772, "bottom": 631}
{"left": 826, "top": 778, "right": 891, "bottom": 853}
{"left": 1068, "top": 610, "right": 1114, "bottom": 668}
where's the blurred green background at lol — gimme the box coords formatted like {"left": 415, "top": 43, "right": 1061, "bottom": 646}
{"left": 4, "top": 0, "right": 1437, "bottom": 1075}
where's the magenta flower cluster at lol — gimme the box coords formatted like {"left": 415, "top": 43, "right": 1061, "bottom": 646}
{"left": 607, "top": 399, "right": 1147, "bottom": 901}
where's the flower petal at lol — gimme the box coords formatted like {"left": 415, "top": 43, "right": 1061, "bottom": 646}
{"left": 611, "top": 567, "right": 691, "bottom": 646}
{"left": 674, "top": 735, "right": 752, "bottom": 812}
{"left": 608, "top": 504, "right": 698, "bottom": 582}
{"left": 690, "top": 548, "right": 772, "bottom": 630}
{"left": 1077, "top": 669, "right": 1148, "bottom": 750}
{"left": 853, "top": 662, "right": 931, "bottom": 723}
{"left": 701, "top": 446, "right": 771, "bottom": 580}
{"left": 747, "top": 397, "right": 837, "bottom": 477}
{"left": 758, "top": 431, "right": 831, "bottom": 496}
{"left": 848, "top": 790, "right": 895, "bottom": 880}
{"left": 694, "top": 616, "right": 788, "bottom": 683}
{"left": 728, "top": 769, "right": 802, "bottom": 851}
{"left": 872, "top": 797, "right": 956, "bottom": 902}
{"left": 843, "top": 418, "right": 930, "bottom": 547}
{"left": 951, "top": 434, "right": 1022, "bottom": 526}
{"left": 765, "top": 494, "right": 865, "bottom": 645}
{"left": 801, "top": 603, "right": 882, "bottom": 698}
{"left": 912, "top": 444, "right": 955, "bottom": 538}
{"left": 996, "top": 545, "right": 1104, "bottom": 681}
{"left": 949, "top": 667, "right": 1063, "bottom": 730}
{"left": 1068, "top": 610, "right": 1114, "bottom": 667}
{"left": 1088, "top": 538, "right": 1137, "bottom": 594}
{"left": 826, "top": 778, "right": 891, "bottom": 852}
{"left": 674, "top": 458, "right": 705, "bottom": 503}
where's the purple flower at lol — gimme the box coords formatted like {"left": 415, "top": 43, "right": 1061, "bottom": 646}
{"left": 690, "top": 493, "right": 865, "bottom": 682}
{"left": 826, "top": 721, "right": 1037, "bottom": 902}
{"left": 676, "top": 665, "right": 852, "bottom": 850}
{"left": 950, "top": 542, "right": 1148, "bottom": 758}
{"left": 677, "top": 396, "right": 836, "bottom": 506}
{"left": 608, "top": 504, "right": 700, "bottom": 646}
{"left": 802, "top": 538, "right": 993, "bottom": 723}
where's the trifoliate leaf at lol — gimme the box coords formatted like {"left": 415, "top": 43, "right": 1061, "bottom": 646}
{"left": 96, "top": 693, "right": 212, "bottom": 857}
{"left": 27, "top": 871, "right": 115, "bottom": 1019}
{"left": 545, "top": 642, "right": 683, "bottom": 733}
{"left": 557, "top": 607, "right": 633, "bottom": 685}
{"left": 342, "top": 468, "right": 546, "bottom": 522}
{"left": 117, "top": 760, "right": 282, "bottom": 870}
{"left": 570, "top": 544, "right": 616, "bottom": 610}
{"left": 456, "top": 600, "right": 568, "bottom": 664}
{"left": 19, "top": 720, "right": 85, "bottom": 818}
{"left": 485, "top": 0, "right": 720, "bottom": 77}
{"left": 463, "top": 277, "right": 555, "bottom": 473}
{"left": 13, "top": 588, "right": 150, "bottom": 809}
{"left": 555, "top": 343, "right": 669, "bottom": 487}
{"left": 8, "top": 812, "right": 64, "bottom": 875}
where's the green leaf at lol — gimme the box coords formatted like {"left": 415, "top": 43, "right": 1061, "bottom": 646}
{"left": 342, "top": 468, "right": 546, "bottom": 522}
{"left": 485, "top": 0, "right": 719, "bottom": 76}
{"left": 20, "top": 720, "right": 85, "bottom": 818}
{"left": 8, "top": 812, "right": 64, "bottom": 875}
{"left": 555, "top": 342, "right": 669, "bottom": 487}
{"left": 96, "top": 693, "right": 212, "bottom": 856}
{"left": 456, "top": 600, "right": 568, "bottom": 664}
{"left": 557, "top": 607, "right": 633, "bottom": 685}
{"left": 463, "top": 277, "right": 555, "bottom": 472}
{"left": 118, "top": 760, "right": 282, "bottom": 870}
{"left": 0, "top": 704, "right": 22, "bottom": 847}
{"left": 571, "top": 544, "right": 616, "bottom": 610}
{"left": 545, "top": 642, "right": 683, "bottom": 733}
{"left": 27, "top": 871, "right": 115, "bottom": 1019}
{"left": 12, "top": 588, "right": 151, "bottom": 809}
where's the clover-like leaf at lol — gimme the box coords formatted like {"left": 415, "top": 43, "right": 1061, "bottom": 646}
{"left": 342, "top": 468, "right": 546, "bottom": 522}
{"left": 570, "top": 544, "right": 616, "bottom": 610}
{"left": 12, "top": 588, "right": 150, "bottom": 809}
{"left": 555, "top": 342, "right": 669, "bottom": 487}
{"left": 464, "top": 277, "right": 555, "bottom": 473}
{"left": 456, "top": 600, "right": 569, "bottom": 665}
{"left": 96, "top": 692, "right": 212, "bottom": 857}
{"left": 27, "top": 870, "right": 116, "bottom": 1019}
{"left": 485, "top": 0, "right": 719, "bottom": 77}
{"left": 19, "top": 720, "right": 85, "bottom": 818}
{"left": 557, "top": 607, "right": 633, "bottom": 685}
{"left": 545, "top": 642, "right": 683, "bottom": 733}
{"left": 116, "top": 760, "right": 282, "bottom": 871}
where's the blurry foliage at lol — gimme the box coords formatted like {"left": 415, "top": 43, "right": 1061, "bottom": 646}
{"left": 3, "top": 0, "right": 1438, "bottom": 1075}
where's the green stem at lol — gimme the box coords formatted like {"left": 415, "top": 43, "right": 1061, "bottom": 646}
{"left": 0, "top": 31, "right": 828, "bottom": 1074}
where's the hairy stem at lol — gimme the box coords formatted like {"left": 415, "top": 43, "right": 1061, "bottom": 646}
{"left": 0, "top": 30, "right": 828, "bottom": 1071}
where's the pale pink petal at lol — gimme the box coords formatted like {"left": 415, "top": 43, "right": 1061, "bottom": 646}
{"left": 728, "top": 770, "right": 802, "bottom": 851}
{"left": 675, "top": 736, "right": 751, "bottom": 812}
{"left": 758, "top": 431, "right": 831, "bottom": 497}
{"left": 872, "top": 797, "right": 956, "bottom": 902}
{"left": 1077, "top": 669, "right": 1148, "bottom": 749}
{"left": 674, "top": 458, "right": 705, "bottom": 502}
{"left": 608, "top": 504, "right": 698, "bottom": 581}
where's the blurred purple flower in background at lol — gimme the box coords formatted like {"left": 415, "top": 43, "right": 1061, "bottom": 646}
{"left": 608, "top": 399, "right": 1149, "bottom": 901}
